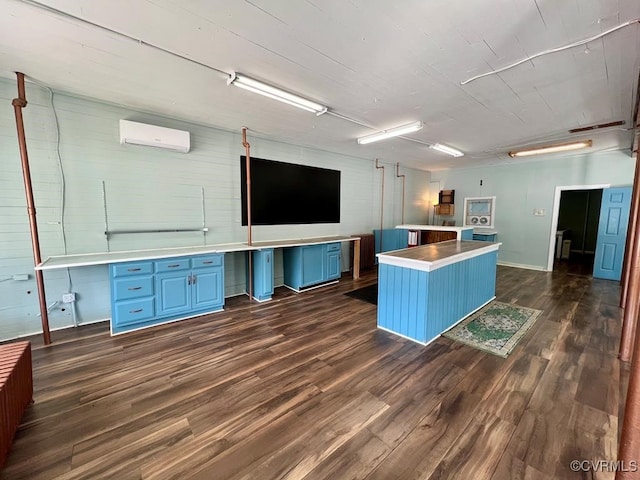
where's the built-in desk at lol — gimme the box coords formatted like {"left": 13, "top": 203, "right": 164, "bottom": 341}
{"left": 376, "top": 240, "right": 500, "bottom": 344}
{"left": 36, "top": 235, "right": 361, "bottom": 335}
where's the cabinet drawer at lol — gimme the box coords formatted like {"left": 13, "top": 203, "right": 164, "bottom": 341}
{"left": 113, "top": 275, "right": 154, "bottom": 301}
{"left": 192, "top": 255, "right": 223, "bottom": 269}
{"left": 155, "top": 258, "right": 190, "bottom": 272}
{"left": 112, "top": 261, "right": 153, "bottom": 277}
{"left": 326, "top": 243, "right": 341, "bottom": 252}
{"left": 114, "top": 298, "right": 155, "bottom": 327}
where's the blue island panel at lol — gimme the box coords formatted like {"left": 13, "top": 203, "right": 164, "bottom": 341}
{"left": 377, "top": 250, "right": 497, "bottom": 344}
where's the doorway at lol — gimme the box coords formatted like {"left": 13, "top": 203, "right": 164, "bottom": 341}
{"left": 554, "top": 189, "right": 603, "bottom": 275}
{"left": 547, "top": 184, "right": 610, "bottom": 272}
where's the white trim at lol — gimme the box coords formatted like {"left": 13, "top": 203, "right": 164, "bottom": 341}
{"left": 546, "top": 184, "right": 610, "bottom": 271}
{"left": 244, "top": 292, "right": 272, "bottom": 303}
{"left": 377, "top": 242, "right": 501, "bottom": 272}
{"left": 110, "top": 308, "right": 224, "bottom": 336}
{"left": 283, "top": 280, "right": 339, "bottom": 293}
{"left": 497, "top": 261, "right": 547, "bottom": 272}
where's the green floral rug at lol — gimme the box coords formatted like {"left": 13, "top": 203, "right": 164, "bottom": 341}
{"left": 443, "top": 301, "right": 542, "bottom": 358}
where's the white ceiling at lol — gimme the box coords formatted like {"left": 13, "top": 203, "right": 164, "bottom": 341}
{"left": 0, "top": 0, "right": 639, "bottom": 170}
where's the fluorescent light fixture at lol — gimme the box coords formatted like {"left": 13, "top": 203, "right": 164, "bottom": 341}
{"left": 227, "top": 72, "right": 327, "bottom": 115}
{"left": 508, "top": 140, "right": 592, "bottom": 157}
{"left": 429, "top": 143, "right": 464, "bottom": 157}
{"left": 357, "top": 121, "right": 423, "bottom": 145}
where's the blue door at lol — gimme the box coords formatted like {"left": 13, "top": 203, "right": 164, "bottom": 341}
{"left": 593, "top": 187, "right": 632, "bottom": 280}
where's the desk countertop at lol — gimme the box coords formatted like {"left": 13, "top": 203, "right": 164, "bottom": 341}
{"left": 377, "top": 239, "right": 500, "bottom": 272}
{"left": 36, "top": 235, "right": 360, "bottom": 271}
{"left": 396, "top": 224, "right": 473, "bottom": 232}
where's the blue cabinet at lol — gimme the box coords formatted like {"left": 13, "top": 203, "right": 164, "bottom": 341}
{"left": 374, "top": 229, "right": 409, "bottom": 255}
{"left": 284, "top": 243, "right": 342, "bottom": 291}
{"left": 473, "top": 233, "right": 497, "bottom": 241}
{"left": 326, "top": 243, "right": 341, "bottom": 280}
{"left": 247, "top": 249, "right": 274, "bottom": 302}
{"left": 110, "top": 253, "right": 224, "bottom": 335}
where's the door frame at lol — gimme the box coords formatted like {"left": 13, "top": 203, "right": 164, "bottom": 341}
{"left": 546, "top": 183, "right": 610, "bottom": 271}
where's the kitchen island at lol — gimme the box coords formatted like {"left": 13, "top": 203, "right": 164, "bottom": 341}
{"left": 376, "top": 239, "right": 500, "bottom": 344}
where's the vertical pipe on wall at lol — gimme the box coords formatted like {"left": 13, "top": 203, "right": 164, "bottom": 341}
{"left": 12, "top": 72, "right": 52, "bottom": 345}
{"left": 619, "top": 141, "right": 640, "bottom": 360}
{"left": 621, "top": 142, "right": 640, "bottom": 309}
{"left": 396, "top": 162, "right": 405, "bottom": 224}
{"left": 376, "top": 159, "right": 385, "bottom": 249}
{"left": 242, "top": 128, "right": 253, "bottom": 302}
{"left": 617, "top": 138, "right": 640, "bottom": 479}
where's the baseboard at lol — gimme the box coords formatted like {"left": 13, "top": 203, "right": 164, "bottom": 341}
{"left": 497, "top": 261, "right": 548, "bottom": 272}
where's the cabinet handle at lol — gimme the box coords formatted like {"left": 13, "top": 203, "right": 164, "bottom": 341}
{"left": 127, "top": 268, "right": 141, "bottom": 272}
{"left": 167, "top": 264, "right": 181, "bottom": 268}
{"left": 202, "top": 260, "right": 214, "bottom": 264}
{"left": 192, "top": 275, "right": 197, "bottom": 284}
{"left": 187, "top": 275, "right": 192, "bottom": 285}
{"left": 130, "top": 308, "right": 143, "bottom": 314}
{"left": 267, "top": 255, "right": 270, "bottom": 263}
{"left": 128, "top": 286, "right": 142, "bottom": 291}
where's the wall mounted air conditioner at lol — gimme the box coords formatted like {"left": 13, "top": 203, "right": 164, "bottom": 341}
{"left": 119, "top": 119, "right": 191, "bottom": 153}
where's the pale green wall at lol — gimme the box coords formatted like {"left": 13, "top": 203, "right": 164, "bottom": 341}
{"left": 0, "top": 78, "right": 431, "bottom": 340}
{"left": 431, "top": 152, "right": 636, "bottom": 269}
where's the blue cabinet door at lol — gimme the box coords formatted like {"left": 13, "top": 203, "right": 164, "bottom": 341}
{"left": 156, "top": 271, "right": 191, "bottom": 316}
{"left": 247, "top": 249, "right": 274, "bottom": 301}
{"left": 594, "top": 187, "right": 632, "bottom": 281}
{"left": 192, "top": 268, "right": 223, "bottom": 310}
{"left": 301, "top": 245, "right": 325, "bottom": 287}
{"left": 327, "top": 251, "right": 341, "bottom": 280}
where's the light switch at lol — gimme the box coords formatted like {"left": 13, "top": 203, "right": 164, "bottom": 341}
{"left": 533, "top": 208, "right": 546, "bottom": 216}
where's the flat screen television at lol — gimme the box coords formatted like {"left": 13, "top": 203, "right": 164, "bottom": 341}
{"left": 240, "top": 156, "right": 341, "bottom": 225}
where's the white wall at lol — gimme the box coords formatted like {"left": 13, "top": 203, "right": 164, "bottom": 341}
{"left": 431, "top": 152, "right": 636, "bottom": 270}
{"left": 0, "top": 78, "right": 431, "bottom": 340}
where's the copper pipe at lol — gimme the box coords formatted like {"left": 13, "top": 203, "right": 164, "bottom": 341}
{"left": 618, "top": 158, "right": 640, "bottom": 478}
{"left": 396, "top": 162, "right": 405, "bottom": 224}
{"left": 242, "top": 127, "right": 253, "bottom": 302}
{"left": 12, "top": 73, "right": 51, "bottom": 345}
{"left": 620, "top": 145, "right": 640, "bottom": 360}
{"left": 376, "top": 159, "right": 385, "bottom": 251}
{"left": 622, "top": 136, "right": 640, "bottom": 308}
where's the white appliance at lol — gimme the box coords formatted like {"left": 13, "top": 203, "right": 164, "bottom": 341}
{"left": 119, "top": 120, "right": 191, "bottom": 153}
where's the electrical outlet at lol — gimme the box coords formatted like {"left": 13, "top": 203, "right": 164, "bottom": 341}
{"left": 533, "top": 208, "right": 546, "bottom": 216}
{"left": 62, "top": 292, "right": 76, "bottom": 303}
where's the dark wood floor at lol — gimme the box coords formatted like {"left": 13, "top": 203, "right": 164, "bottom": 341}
{"left": 1, "top": 265, "right": 623, "bottom": 479}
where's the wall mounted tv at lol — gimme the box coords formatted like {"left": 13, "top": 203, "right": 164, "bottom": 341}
{"left": 240, "top": 156, "right": 341, "bottom": 226}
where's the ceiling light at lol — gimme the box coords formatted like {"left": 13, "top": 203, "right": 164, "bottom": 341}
{"left": 508, "top": 140, "right": 593, "bottom": 157}
{"left": 357, "top": 121, "right": 423, "bottom": 145}
{"left": 429, "top": 143, "right": 464, "bottom": 157}
{"left": 227, "top": 72, "right": 327, "bottom": 115}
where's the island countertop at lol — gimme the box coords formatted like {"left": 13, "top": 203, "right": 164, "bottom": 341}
{"left": 396, "top": 224, "right": 473, "bottom": 232}
{"left": 376, "top": 239, "right": 500, "bottom": 272}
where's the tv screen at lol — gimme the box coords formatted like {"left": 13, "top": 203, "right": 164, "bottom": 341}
{"left": 240, "top": 156, "right": 341, "bottom": 225}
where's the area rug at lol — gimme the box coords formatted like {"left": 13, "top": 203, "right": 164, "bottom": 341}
{"left": 443, "top": 301, "right": 542, "bottom": 358}
{"left": 344, "top": 284, "right": 378, "bottom": 305}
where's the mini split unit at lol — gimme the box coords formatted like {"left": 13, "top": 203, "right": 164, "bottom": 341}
{"left": 119, "top": 119, "right": 191, "bottom": 153}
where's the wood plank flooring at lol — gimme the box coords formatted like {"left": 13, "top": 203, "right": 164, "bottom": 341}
{"left": 0, "top": 265, "right": 623, "bottom": 479}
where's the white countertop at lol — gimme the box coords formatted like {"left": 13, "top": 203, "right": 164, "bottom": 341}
{"left": 36, "top": 235, "right": 360, "bottom": 270}
{"left": 396, "top": 224, "right": 473, "bottom": 232}
{"left": 377, "top": 239, "right": 501, "bottom": 272}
